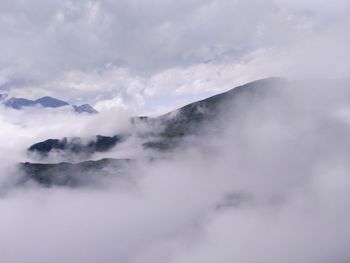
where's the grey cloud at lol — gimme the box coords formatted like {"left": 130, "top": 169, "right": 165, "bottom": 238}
{"left": 0, "top": 0, "right": 348, "bottom": 93}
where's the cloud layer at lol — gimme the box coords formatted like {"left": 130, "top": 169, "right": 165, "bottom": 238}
{"left": 0, "top": 0, "right": 349, "bottom": 114}
{"left": 0, "top": 80, "right": 350, "bottom": 262}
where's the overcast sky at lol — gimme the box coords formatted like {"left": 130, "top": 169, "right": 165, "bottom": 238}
{"left": 1, "top": 3, "right": 350, "bottom": 262}
{"left": 0, "top": 0, "right": 349, "bottom": 114}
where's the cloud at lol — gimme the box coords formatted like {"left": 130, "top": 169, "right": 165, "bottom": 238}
{"left": 0, "top": 0, "right": 348, "bottom": 114}
{"left": 0, "top": 79, "right": 350, "bottom": 262}
{"left": 0, "top": 1, "right": 349, "bottom": 261}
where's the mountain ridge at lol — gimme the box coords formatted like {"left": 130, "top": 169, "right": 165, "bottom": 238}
{"left": 20, "top": 77, "right": 289, "bottom": 186}
{"left": 2, "top": 95, "right": 98, "bottom": 114}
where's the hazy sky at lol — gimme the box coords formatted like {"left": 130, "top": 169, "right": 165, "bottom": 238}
{"left": 0, "top": 0, "right": 349, "bottom": 114}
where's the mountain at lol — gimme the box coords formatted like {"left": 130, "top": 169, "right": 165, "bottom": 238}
{"left": 27, "top": 77, "right": 287, "bottom": 155}
{"left": 73, "top": 104, "right": 98, "bottom": 114}
{"left": 3, "top": 96, "right": 98, "bottom": 114}
{"left": 5, "top": 96, "right": 68, "bottom": 109}
{"left": 4, "top": 97, "right": 35, "bottom": 109}
{"left": 33, "top": 96, "right": 69, "bottom": 108}
{"left": 20, "top": 77, "right": 288, "bottom": 186}
{"left": 19, "top": 158, "right": 131, "bottom": 187}
{"left": 28, "top": 135, "right": 123, "bottom": 157}
{"left": 144, "top": 76, "right": 287, "bottom": 148}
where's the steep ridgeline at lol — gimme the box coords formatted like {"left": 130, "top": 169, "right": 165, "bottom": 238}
{"left": 3, "top": 96, "right": 98, "bottom": 114}
{"left": 20, "top": 77, "right": 288, "bottom": 187}
{"left": 143, "top": 77, "right": 287, "bottom": 149}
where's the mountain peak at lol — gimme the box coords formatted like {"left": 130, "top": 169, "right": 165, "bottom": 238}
{"left": 34, "top": 96, "right": 69, "bottom": 108}
{"left": 73, "top": 104, "right": 98, "bottom": 114}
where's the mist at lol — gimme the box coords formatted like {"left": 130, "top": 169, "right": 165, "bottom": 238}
{"left": 0, "top": 79, "right": 349, "bottom": 263}
{"left": 0, "top": 0, "right": 349, "bottom": 262}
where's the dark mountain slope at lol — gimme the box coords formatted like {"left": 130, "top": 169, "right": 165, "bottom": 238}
{"left": 145, "top": 77, "right": 287, "bottom": 148}
{"left": 161, "top": 77, "right": 286, "bottom": 137}
{"left": 29, "top": 135, "right": 123, "bottom": 157}
{"left": 19, "top": 158, "right": 131, "bottom": 187}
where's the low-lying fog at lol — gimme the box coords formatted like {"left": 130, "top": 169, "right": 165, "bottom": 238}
{"left": 1, "top": 80, "right": 350, "bottom": 263}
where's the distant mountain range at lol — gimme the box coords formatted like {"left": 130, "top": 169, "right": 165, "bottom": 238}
{"left": 20, "top": 77, "right": 288, "bottom": 187}
{"left": 1, "top": 95, "right": 98, "bottom": 114}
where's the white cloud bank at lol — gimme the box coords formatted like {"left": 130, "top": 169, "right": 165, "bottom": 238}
{"left": 0, "top": 80, "right": 350, "bottom": 262}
